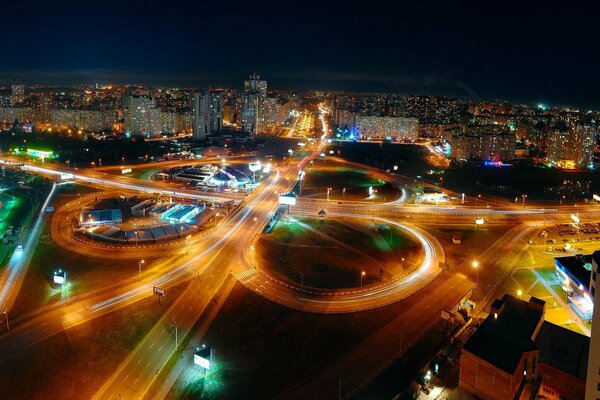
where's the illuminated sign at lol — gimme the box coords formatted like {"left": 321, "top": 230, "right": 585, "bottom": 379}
{"left": 475, "top": 217, "right": 485, "bottom": 225}
{"left": 53, "top": 270, "right": 66, "bottom": 285}
{"left": 121, "top": 168, "right": 132, "bottom": 174}
{"left": 27, "top": 149, "right": 54, "bottom": 159}
{"left": 194, "top": 346, "right": 212, "bottom": 370}
{"left": 249, "top": 162, "right": 262, "bottom": 172}
{"left": 279, "top": 194, "right": 297, "bottom": 206}
{"left": 593, "top": 194, "right": 600, "bottom": 202}
{"left": 60, "top": 173, "right": 74, "bottom": 180}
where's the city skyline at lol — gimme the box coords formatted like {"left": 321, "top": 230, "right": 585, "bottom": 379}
{"left": 2, "top": 1, "right": 600, "bottom": 109}
{"left": 3, "top": 2, "right": 600, "bottom": 399}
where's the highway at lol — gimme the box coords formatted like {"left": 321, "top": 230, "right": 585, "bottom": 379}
{"left": 0, "top": 183, "right": 58, "bottom": 313}
{"left": 280, "top": 272, "right": 473, "bottom": 400}
{"left": 92, "top": 135, "right": 328, "bottom": 400}
{"left": 2, "top": 109, "right": 599, "bottom": 399}
{"left": 237, "top": 216, "right": 444, "bottom": 313}
{"left": 0, "top": 156, "right": 240, "bottom": 203}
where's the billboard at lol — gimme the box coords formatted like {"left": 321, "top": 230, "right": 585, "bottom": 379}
{"left": 279, "top": 194, "right": 296, "bottom": 206}
{"left": 53, "top": 270, "right": 66, "bottom": 285}
{"left": 194, "top": 346, "right": 212, "bottom": 370}
{"left": 27, "top": 149, "right": 54, "bottom": 159}
{"left": 249, "top": 162, "right": 262, "bottom": 172}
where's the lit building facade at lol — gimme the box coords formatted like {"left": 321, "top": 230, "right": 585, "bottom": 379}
{"left": 51, "top": 109, "right": 116, "bottom": 132}
{"left": 585, "top": 251, "right": 600, "bottom": 399}
{"left": 122, "top": 88, "right": 161, "bottom": 136}
{"left": 451, "top": 131, "right": 516, "bottom": 162}
{"left": 354, "top": 115, "right": 419, "bottom": 141}
{"left": 241, "top": 73, "right": 267, "bottom": 135}
{"left": 546, "top": 124, "right": 595, "bottom": 169}
{"left": 193, "top": 91, "right": 223, "bottom": 140}
{"left": 11, "top": 83, "right": 25, "bottom": 106}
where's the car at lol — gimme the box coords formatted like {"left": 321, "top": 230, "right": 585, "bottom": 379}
{"left": 16, "top": 243, "right": 23, "bottom": 250}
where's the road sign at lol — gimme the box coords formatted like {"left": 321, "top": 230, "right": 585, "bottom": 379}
{"left": 153, "top": 286, "right": 165, "bottom": 296}
{"left": 279, "top": 193, "right": 297, "bottom": 206}
{"left": 194, "top": 346, "right": 212, "bottom": 370}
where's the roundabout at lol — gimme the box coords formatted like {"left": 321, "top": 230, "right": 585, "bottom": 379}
{"left": 237, "top": 215, "right": 445, "bottom": 313}
{"left": 255, "top": 216, "right": 424, "bottom": 290}
{"left": 50, "top": 190, "right": 227, "bottom": 260}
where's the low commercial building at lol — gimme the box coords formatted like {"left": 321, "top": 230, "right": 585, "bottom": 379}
{"left": 79, "top": 209, "right": 123, "bottom": 228}
{"left": 460, "top": 294, "right": 588, "bottom": 400}
{"left": 554, "top": 254, "right": 595, "bottom": 320}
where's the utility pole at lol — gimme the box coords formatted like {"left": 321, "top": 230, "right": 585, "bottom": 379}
{"left": 138, "top": 259, "right": 145, "bottom": 280}
{"left": 172, "top": 323, "right": 178, "bottom": 351}
{"left": 2, "top": 309, "right": 8, "bottom": 331}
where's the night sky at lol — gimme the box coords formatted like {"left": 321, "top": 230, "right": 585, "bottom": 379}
{"left": 2, "top": 0, "right": 600, "bottom": 108}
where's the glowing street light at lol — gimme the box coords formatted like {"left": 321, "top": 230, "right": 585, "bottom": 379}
{"left": 360, "top": 271, "right": 366, "bottom": 289}
{"left": 138, "top": 259, "right": 145, "bottom": 280}
{"left": 472, "top": 260, "right": 479, "bottom": 290}
{"left": 517, "top": 289, "right": 523, "bottom": 298}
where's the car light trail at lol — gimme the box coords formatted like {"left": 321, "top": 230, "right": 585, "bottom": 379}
{"left": 0, "top": 183, "right": 58, "bottom": 311}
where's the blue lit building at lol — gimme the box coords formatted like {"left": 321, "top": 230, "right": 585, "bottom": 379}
{"left": 554, "top": 254, "right": 594, "bottom": 320}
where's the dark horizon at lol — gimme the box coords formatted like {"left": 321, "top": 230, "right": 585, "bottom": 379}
{"left": 3, "top": 1, "right": 600, "bottom": 109}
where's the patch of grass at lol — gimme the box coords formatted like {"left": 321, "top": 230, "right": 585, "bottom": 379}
{"left": 513, "top": 269, "right": 537, "bottom": 289}
{"left": 11, "top": 219, "right": 168, "bottom": 317}
{"left": 0, "top": 282, "right": 187, "bottom": 400}
{"left": 258, "top": 217, "right": 421, "bottom": 289}
{"left": 536, "top": 266, "right": 558, "bottom": 283}
{"left": 550, "top": 284, "right": 567, "bottom": 300}
{"left": 359, "top": 320, "right": 457, "bottom": 399}
{"left": 301, "top": 169, "right": 398, "bottom": 202}
{"left": 166, "top": 282, "right": 438, "bottom": 400}
{"left": 529, "top": 282, "right": 551, "bottom": 299}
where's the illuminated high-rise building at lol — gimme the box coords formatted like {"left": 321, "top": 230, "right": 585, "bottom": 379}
{"left": 241, "top": 73, "right": 267, "bottom": 135}
{"left": 193, "top": 91, "right": 223, "bottom": 140}
{"left": 121, "top": 88, "right": 161, "bottom": 136}
{"left": 546, "top": 123, "right": 595, "bottom": 169}
{"left": 11, "top": 83, "right": 25, "bottom": 106}
{"left": 585, "top": 251, "right": 600, "bottom": 399}
{"left": 243, "top": 73, "right": 267, "bottom": 97}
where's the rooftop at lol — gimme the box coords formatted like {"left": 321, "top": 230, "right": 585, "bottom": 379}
{"left": 535, "top": 321, "right": 589, "bottom": 380}
{"left": 555, "top": 254, "right": 593, "bottom": 288}
{"left": 463, "top": 294, "right": 544, "bottom": 373}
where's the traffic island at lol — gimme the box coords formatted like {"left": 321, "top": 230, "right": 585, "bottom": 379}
{"left": 299, "top": 167, "right": 399, "bottom": 202}
{"left": 255, "top": 216, "right": 423, "bottom": 291}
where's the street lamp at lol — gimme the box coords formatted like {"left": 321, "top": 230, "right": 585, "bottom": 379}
{"left": 2, "top": 309, "right": 9, "bottom": 331}
{"left": 472, "top": 260, "right": 479, "bottom": 290}
{"left": 522, "top": 194, "right": 528, "bottom": 207}
{"left": 517, "top": 289, "right": 523, "bottom": 298}
{"left": 401, "top": 257, "right": 405, "bottom": 269}
{"left": 138, "top": 259, "right": 145, "bottom": 280}
{"left": 171, "top": 323, "right": 178, "bottom": 351}
{"left": 372, "top": 188, "right": 378, "bottom": 224}
{"left": 327, "top": 187, "right": 332, "bottom": 201}
{"left": 360, "top": 271, "right": 366, "bottom": 289}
